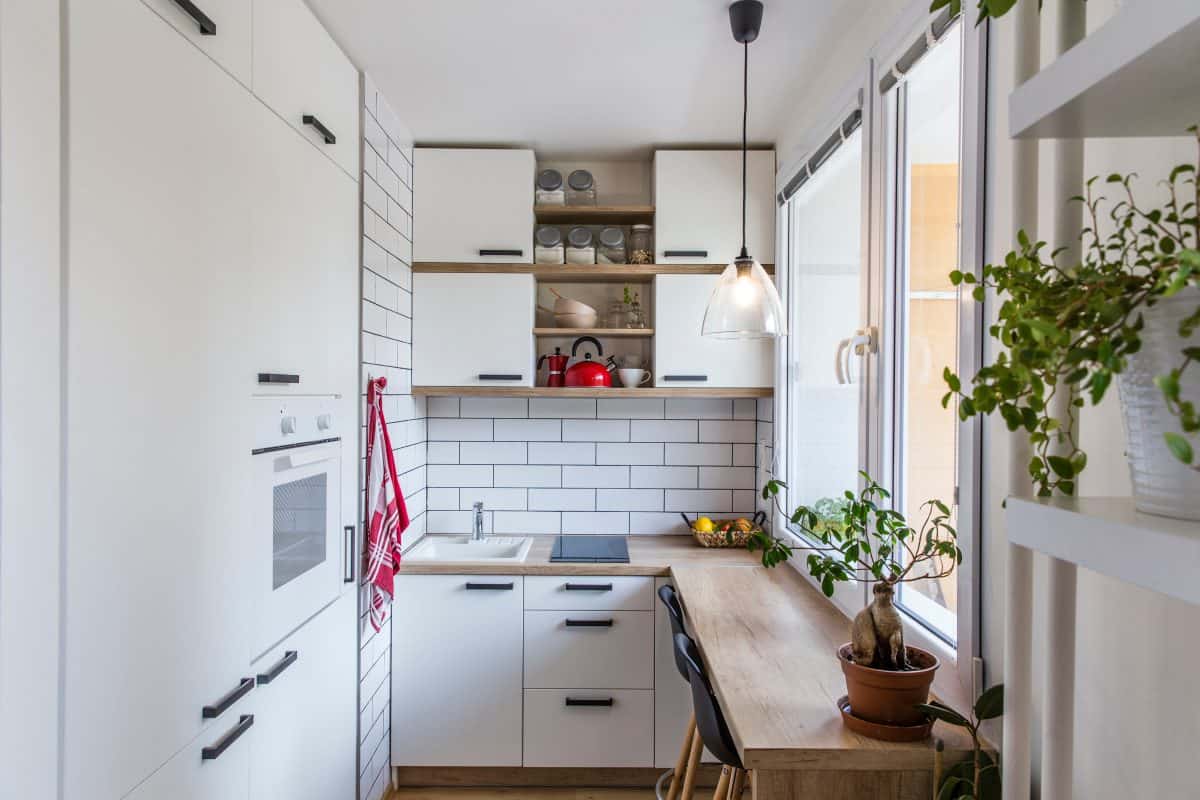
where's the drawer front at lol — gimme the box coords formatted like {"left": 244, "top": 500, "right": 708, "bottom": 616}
{"left": 142, "top": 0, "right": 251, "bottom": 85}
{"left": 524, "top": 610, "right": 653, "bottom": 689}
{"left": 523, "top": 689, "right": 654, "bottom": 767}
{"left": 524, "top": 575, "right": 653, "bottom": 611}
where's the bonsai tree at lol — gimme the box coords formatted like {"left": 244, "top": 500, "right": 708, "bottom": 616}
{"left": 749, "top": 473, "right": 961, "bottom": 670}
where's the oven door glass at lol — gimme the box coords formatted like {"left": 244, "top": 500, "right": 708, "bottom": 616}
{"left": 273, "top": 473, "right": 328, "bottom": 589}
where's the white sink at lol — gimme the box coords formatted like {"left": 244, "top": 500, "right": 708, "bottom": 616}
{"left": 404, "top": 535, "right": 533, "bottom": 563}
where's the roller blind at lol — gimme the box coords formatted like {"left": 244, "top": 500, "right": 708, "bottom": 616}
{"left": 878, "top": 7, "right": 960, "bottom": 94}
{"left": 777, "top": 108, "right": 863, "bottom": 206}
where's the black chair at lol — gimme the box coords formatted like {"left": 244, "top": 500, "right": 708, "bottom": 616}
{"left": 674, "top": 631, "right": 746, "bottom": 799}
{"left": 657, "top": 585, "right": 700, "bottom": 800}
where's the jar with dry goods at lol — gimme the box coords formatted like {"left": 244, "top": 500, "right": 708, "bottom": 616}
{"left": 628, "top": 224, "right": 653, "bottom": 264}
{"left": 597, "top": 227, "right": 626, "bottom": 264}
{"left": 565, "top": 226, "right": 596, "bottom": 265}
{"left": 566, "top": 170, "right": 597, "bottom": 206}
{"left": 534, "top": 226, "right": 564, "bottom": 264}
{"left": 536, "top": 169, "right": 565, "bottom": 205}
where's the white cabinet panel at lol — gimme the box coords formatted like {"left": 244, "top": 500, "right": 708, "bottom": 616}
{"left": 524, "top": 575, "right": 653, "bottom": 611}
{"left": 654, "top": 150, "right": 775, "bottom": 264}
{"left": 392, "top": 575, "right": 524, "bottom": 766}
{"left": 414, "top": 149, "right": 535, "bottom": 263}
{"left": 252, "top": 0, "right": 360, "bottom": 177}
{"left": 524, "top": 610, "right": 653, "bottom": 689}
{"left": 654, "top": 578, "right": 715, "bottom": 768}
{"left": 142, "top": 0, "right": 251, "bottom": 85}
{"left": 523, "top": 690, "right": 654, "bottom": 768}
{"left": 125, "top": 713, "right": 254, "bottom": 800}
{"left": 413, "top": 273, "right": 535, "bottom": 387}
{"left": 654, "top": 275, "right": 773, "bottom": 388}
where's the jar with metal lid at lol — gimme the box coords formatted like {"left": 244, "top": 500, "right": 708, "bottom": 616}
{"left": 534, "top": 226, "right": 565, "bottom": 264}
{"left": 628, "top": 224, "right": 654, "bottom": 264}
{"left": 565, "top": 226, "right": 596, "bottom": 265}
{"left": 566, "top": 169, "right": 597, "bottom": 206}
{"left": 536, "top": 169, "right": 565, "bottom": 205}
{"left": 597, "top": 227, "right": 627, "bottom": 264}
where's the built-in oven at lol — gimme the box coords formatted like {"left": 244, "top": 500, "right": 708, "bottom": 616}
{"left": 252, "top": 396, "right": 351, "bottom": 656}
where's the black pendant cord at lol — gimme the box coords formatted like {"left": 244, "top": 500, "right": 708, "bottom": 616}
{"left": 741, "top": 40, "right": 749, "bottom": 259}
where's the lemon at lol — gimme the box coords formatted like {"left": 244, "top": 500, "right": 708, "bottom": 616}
{"left": 694, "top": 516, "right": 714, "bottom": 533}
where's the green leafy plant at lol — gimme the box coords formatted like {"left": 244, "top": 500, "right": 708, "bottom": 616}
{"left": 930, "top": 0, "right": 1081, "bottom": 23}
{"left": 945, "top": 130, "right": 1200, "bottom": 496}
{"left": 919, "top": 684, "right": 1004, "bottom": 800}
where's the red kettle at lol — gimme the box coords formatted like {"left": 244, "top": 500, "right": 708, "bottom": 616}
{"left": 537, "top": 347, "right": 569, "bottom": 387}
{"left": 564, "top": 336, "right": 615, "bottom": 388}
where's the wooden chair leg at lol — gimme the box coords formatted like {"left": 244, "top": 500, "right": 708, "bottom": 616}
{"left": 728, "top": 767, "right": 747, "bottom": 798}
{"left": 666, "top": 712, "right": 696, "bottom": 800}
{"left": 679, "top": 728, "right": 704, "bottom": 800}
{"left": 712, "top": 765, "right": 732, "bottom": 800}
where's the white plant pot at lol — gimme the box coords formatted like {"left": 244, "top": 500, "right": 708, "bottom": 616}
{"left": 1116, "top": 286, "right": 1200, "bottom": 520}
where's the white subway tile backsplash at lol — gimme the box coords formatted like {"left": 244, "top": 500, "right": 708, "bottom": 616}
{"left": 460, "top": 441, "right": 527, "bottom": 464}
{"left": 461, "top": 397, "right": 528, "bottom": 418}
{"left": 562, "top": 419, "right": 630, "bottom": 442}
{"left": 459, "top": 488, "right": 527, "bottom": 511}
{"left": 597, "top": 489, "right": 663, "bottom": 512}
{"left": 698, "top": 420, "right": 757, "bottom": 443}
{"left": 427, "top": 464, "right": 492, "bottom": 488}
{"left": 493, "top": 511, "right": 561, "bottom": 535}
{"left": 757, "top": 397, "right": 773, "bottom": 422}
{"left": 426, "top": 487, "right": 459, "bottom": 510}
{"left": 630, "top": 466, "right": 698, "bottom": 489}
{"left": 428, "top": 418, "right": 492, "bottom": 441}
{"left": 732, "top": 490, "right": 758, "bottom": 513}
{"left": 630, "top": 419, "right": 697, "bottom": 442}
{"left": 495, "top": 418, "right": 561, "bottom": 441}
{"left": 629, "top": 512, "right": 689, "bottom": 536}
{"left": 733, "top": 443, "right": 756, "bottom": 467}
{"left": 597, "top": 398, "right": 665, "bottom": 419}
{"left": 529, "top": 398, "right": 597, "bottom": 418}
{"left": 698, "top": 466, "right": 756, "bottom": 490}
{"left": 563, "top": 465, "right": 630, "bottom": 489}
{"left": 528, "top": 488, "right": 595, "bottom": 511}
{"left": 426, "top": 509, "right": 491, "bottom": 534}
{"left": 665, "top": 443, "right": 733, "bottom": 466}
{"left": 494, "top": 464, "right": 561, "bottom": 488}
{"left": 664, "top": 490, "right": 733, "bottom": 513}
{"left": 528, "top": 442, "right": 595, "bottom": 465}
{"left": 665, "top": 398, "right": 732, "bottom": 419}
{"left": 596, "top": 442, "right": 663, "bottom": 466}
{"left": 426, "top": 397, "right": 460, "bottom": 418}
{"left": 734, "top": 398, "right": 757, "bottom": 420}
{"left": 562, "top": 512, "right": 630, "bottom": 535}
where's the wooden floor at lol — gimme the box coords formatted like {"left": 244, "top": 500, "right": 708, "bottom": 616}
{"left": 389, "top": 789, "right": 713, "bottom": 799}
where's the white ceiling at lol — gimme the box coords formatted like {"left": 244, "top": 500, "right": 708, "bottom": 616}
{"left": 307, "top": 0, "right": 871, "bottom": 157}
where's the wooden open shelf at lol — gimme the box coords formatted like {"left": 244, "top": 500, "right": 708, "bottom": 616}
{"left": 533, "top": 327, "right": 653, "bottom": 338}
{"left": 413, "top": 262, "right": 773, "bottom": 284}
{"left": 412, "top": 386, "right": 772, "bottom": 399}
{"left": 534, "top": 204, "right": 655, "bottom": 225}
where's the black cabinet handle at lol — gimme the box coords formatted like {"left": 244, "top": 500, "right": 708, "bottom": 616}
{"left": 170, "top": 0, "right": 216, "bottom": 35}
{"left": 202, "top": 715, "right": 254, "bottom": 761}
{"left": 479, "top": 249, "right": 523, "bottom": 257}
{"left": 343, "top": 526, "right": 355, "bottom": 584}
{"left": 302, "top": 115, "right": 336, "bottom": 145}
{"left": 202, "top": 677, "right": 254, "bottom": 719}
{"left": 257, "top": 373, "right": 300, "bottom": 385}
{"left": 565, "top": 697, "right": 614, "bottom": 707}
{"left": 663, "top": 250, "right": 708, "bottom": 258}
{"left": 478, "top": 374, "right": 523, "bottom": 381}
{"left": 256, "top": 651, "right": 299, "bottom": 685}
{"left": 565, "top": 618, "right": 614, "bottom": 628}
{"left": 663, "top": 375, "right": 709, "bottom": 382}
{"left": 465, "top": 582, "right": 514, "bottom": 591}
{"left": 564, "top": 583, "right": 613, "bottom": 592}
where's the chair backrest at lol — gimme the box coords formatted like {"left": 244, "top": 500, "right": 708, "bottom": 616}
{"left": 673, "top": 632, "right": 742, "bottom": 769}
{"left": 657, "top": 584, "right": 691, "bottom": 681}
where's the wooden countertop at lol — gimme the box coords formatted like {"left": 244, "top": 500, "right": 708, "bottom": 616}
{"left": 394, "top": 534, "right": 762, "bottom": 576}
{"left": 669, "top": 564, "right": 975, "bottom": 772}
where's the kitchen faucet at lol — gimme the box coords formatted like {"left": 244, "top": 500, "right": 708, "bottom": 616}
{"left": 472, "top": 501, "right": 485, "bottom": 541}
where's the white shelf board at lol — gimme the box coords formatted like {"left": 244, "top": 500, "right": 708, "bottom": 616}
{"left": 1006, "top": 496, "right": 1200, "bottom": 606}
{"left": 1009, "top": 0, "right": 1200, "bottom": 139}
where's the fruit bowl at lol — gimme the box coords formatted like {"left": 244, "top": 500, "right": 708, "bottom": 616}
{"left": 680, "top": 511, "right": 766, "bottom": 548}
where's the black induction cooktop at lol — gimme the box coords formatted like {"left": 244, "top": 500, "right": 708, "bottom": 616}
{"left": 549, "top": 535, "right": 630, "bottom": 563}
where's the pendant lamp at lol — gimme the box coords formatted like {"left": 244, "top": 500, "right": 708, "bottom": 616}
{"left": 701, "top": 0, "right": 787, "bottom": 339}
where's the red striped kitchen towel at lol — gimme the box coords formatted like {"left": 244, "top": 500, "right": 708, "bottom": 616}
{"left": 365, "top": 376, "right": 410, "bottom": 632}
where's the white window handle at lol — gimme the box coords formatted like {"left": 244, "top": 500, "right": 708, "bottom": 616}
{"left": 835, "top": 328, "right": 875, "bottom": 385}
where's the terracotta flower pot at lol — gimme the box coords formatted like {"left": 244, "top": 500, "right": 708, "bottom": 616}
{"left": 838, "top": 643, "right": 939, "bottom": 727}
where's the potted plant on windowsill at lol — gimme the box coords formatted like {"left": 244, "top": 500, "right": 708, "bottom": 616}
{"left": 749, "top": 473, "right": 961, "bottom": 735}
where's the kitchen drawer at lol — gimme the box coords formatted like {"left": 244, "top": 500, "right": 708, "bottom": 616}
{"left": 142, "top": 0, "right": 251, "bottom": 86}
{"left": 524, "top": 575, "right": 653, "bottom": 611}
{"left": 124, "top": 710, "right": 253, "bottom": 800}
{"left": 523, "top": 689, "right": 654, "bottom": 768}
{"left": 524, "top": 610, "right": 653, "bottom": 689}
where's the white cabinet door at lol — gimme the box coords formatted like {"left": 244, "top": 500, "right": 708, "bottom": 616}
{"left": 654, "top": 275, "right": 773, "bottom": 388}
{"left": 142, "top": 0, "right": 251, "bottom": 85}
{"left": 125, "top": 713, "right": 254, "bottom": 800}
{"left": 654, "top": 578, "right": 715, "bottom": 768}
{"left": 392, "top": 575, "right": 524, "bottom": 766}
{"left": 252, "top": 0, "right": 360, "bottom": 177}
{"left": 654, "top": 150, "right": 776, "bottom": 264}
{"left": 524, "top": 690, "right": 654, "bottom": 768}
{"left": 413, "top": 149, "right": 535, "bottom": 263}
{"left": 248, "top": 595, "right": 356, "bottom": 800}
{"left": 65, "top": 2, "right": 258, "bottom": 796}
{"left": 412, "top": 273, "right": 535, "bottom": 387}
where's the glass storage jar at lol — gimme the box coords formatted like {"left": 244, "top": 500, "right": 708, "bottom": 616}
{"left": 534, "top": 226, "right": 565, "bottom": 264}
{"left": 565, "top": 226, "right": 596, "bottom": 265}
{"left": 566, "top": 170, "right": 597, "bottom": 206}
{"left": 535, "top": 169, "right": 565, "bottom": 205}
{"left": 628, "top": 224, "right": 654, "bottom": 264}
{"left": 597, "top": 227, "right": 626, "bottom": 264}
{"left": 606, "top": 300, "right": 626, "bottom": 329}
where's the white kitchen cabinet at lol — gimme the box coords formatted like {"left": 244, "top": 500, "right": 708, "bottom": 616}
{"left": 654, "top": 578, "right": 715, "bottom": 768}
{"left": 524, "top": 690, "right": 654, "bottom": 768}
{"left": 413, "top": 273, "right": 535, "bottom": 387}
{"left": 524, "top": 575, "right": 653, "bottom": 611}
{"left": 654, "top": 150, "right": 776, "bottom": 264}
{"left": 392, "top": 575, "right": 525, "bottom": 766}
{"left": 124, "top": 712, "right": 254, "bottom": 800}
{"left": 249, "top": 595, "right": 357, "bottom": 800}
{"left": 414, "top": 149, "right": 535, "bottom": 263}
{"left": 252, "top": 0, "right": 360, "bottom": 177}
{"left": 654, "top": 274, "right": 774, "bottom": 388}
{"left": 523, "top": 610, "right": 653, "bottom": 690}
{"left": 142, "top": 0, "right": 251, "bottom": 85}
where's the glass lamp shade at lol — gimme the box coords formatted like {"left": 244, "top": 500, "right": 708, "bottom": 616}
{"left": 701, "top": 256, "right": 787, "bottom": 339}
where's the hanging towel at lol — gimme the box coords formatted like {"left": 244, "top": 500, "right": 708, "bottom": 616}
{"left": 364, "top": 376, "right": 411, "bottom": 632}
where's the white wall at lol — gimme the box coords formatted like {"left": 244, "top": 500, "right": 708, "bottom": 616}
{"left": 0, "top": 0, "right": 63, "bottom": 797}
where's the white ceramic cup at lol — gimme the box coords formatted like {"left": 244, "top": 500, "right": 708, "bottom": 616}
{"left": 618, "top": 368, "right": 651, "bottom": 387}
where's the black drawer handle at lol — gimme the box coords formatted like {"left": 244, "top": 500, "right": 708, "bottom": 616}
{"left": 202, "top": 715, "right": 254, "bottom": 761}
{"left": 565, "top": 697, "right": 614, "bottom": 707}
{"left": 257, "top": 373, "right": 300, "bottom": 385}
{"left": 565, "top": 618, "right": 614, "bottom": 628}
{"left": 465, "top": 582, "right": 514, "bottom": 591}
{"left": 256, "top": 651, "right": 299, "bottom": 685}
{"left": 564, "top": 583, "right": 613, "bottom": 592}
{"left": 170, "top": 0, "right": 216, "bottom": 35}
{"left": 478, "top": 374, "right": 523, "bottom": 381}
{"left": 202, "top": 677, "right": 254, "bottom": 719}
{"left": 663, "top": 250, "right": 708, "bottom": 258}
{"left": 343, "top": 526, "right": 355, "bottom": 584}
{"left": 479, "top": 249, "right": 524, "bottom": 257}
{"left": 302, "top": 115, "right": 336, "bottom": 145}
{"left": 663, "top": 375, "right": 709, "bottom": 382}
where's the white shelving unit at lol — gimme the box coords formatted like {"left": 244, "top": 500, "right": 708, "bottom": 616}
{"left": 1009, "top": 0, "right": 1200, "bottom": 139}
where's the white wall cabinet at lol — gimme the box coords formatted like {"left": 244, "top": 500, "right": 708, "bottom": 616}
{"left": 392, "top": 575, "right": 525, "bottom": 766}
{"left": 141, "top": 0, "right": 251, "bottom": 86}
{"left": 654, "top": 150, "right": 776, "bottom": 264}
{"left": 414, "top": 149, "right": 535, "bottom": 263}
{"left": 413, "top": 273, "right": 535, "bottom": 387}
{"left": 653, "top": 274, "right": 774, "bottom": 388}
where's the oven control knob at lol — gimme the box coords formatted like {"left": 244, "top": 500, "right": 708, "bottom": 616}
{"left": 280, "top": 415, "right": 297, "bottom": 435}
{"left": 317, "top": 413, "right": 333, "bottom": 431}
